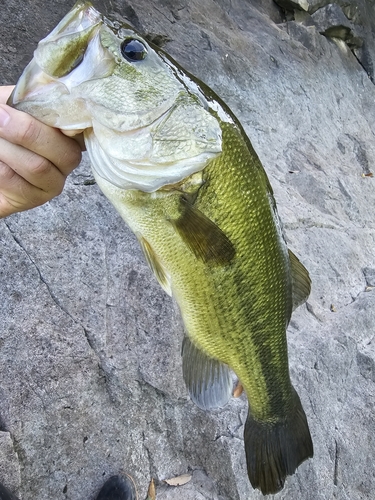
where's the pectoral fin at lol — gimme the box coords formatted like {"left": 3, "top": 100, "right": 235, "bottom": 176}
{"left": 171, "top": 198, "right": 235, "bottom": 266}
{"left": 289, "top": 250, "right": 311, "bottom": 310}
{"left": 182, "top": 336, "right": 232, "bottom": 410}
{"left": 138, "top": 236, "right": 172, "bottom": 296}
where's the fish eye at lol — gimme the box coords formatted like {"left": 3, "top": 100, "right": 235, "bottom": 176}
{"left": 121, "top": 39, "right": 147, "bottom": 62}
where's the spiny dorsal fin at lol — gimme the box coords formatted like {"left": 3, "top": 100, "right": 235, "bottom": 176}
{"left": 288, "top": 249, "right": 311, "bottom": 310}
{"left": 171, "top": 197, "right": 235, "bottom": 266}
{"left": 138, "top": 236, "right": 172, "bottom": 296}
{"left": 182, "top": 336, "right": 233, "bottom": 410}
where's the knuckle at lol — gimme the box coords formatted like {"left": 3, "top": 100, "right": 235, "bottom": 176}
{"left": 0, "top": 197, "right": 17, "bottom": 218}
{"left": 19, "top": 183, "right": 48, "bottom": 209}
{"left": 0, "top": 160, "right": 16, "bottom": 182}
{"left": 29, "top": 155, "right": 52, "bottom": 177}
{"left": 0, "top": 189, "right": 29, "bottom": 218}
{"left": 30, "top": 159, "right": 65, "bottom": 198}
{"left": 18, "top": 116, "right": 41, "bottom": 146}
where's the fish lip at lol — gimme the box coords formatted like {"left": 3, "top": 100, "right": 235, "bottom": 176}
{"left": 9, "top": 1, "right": 102, "bottom": 107}
{"left": 8, "top": 60, "right": 69, "bottom": 107}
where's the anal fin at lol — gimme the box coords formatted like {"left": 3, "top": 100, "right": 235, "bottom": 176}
{"left": 182, "top": 336, "right": 232, "bottom": 410}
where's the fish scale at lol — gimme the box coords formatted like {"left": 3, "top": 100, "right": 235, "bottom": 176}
{"left": 10, "top": 1, "right": 313, "bottom": 494}
{"left": 98, "top": 118, "right": 294, "bottom": 421}
{"left": 192, "top": 122, "right": 292, "bottom": 413}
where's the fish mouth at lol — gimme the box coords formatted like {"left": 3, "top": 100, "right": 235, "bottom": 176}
{"left": 8, "top": 2, "right": 115, "bottom": 131}
{"left": 7, "top": 60, "right": 67, "bottom": 107}
{"left": 7, "top": 53, "right": 92, "bottom": 130}
{"left": 8, "top": 1, "right": 102, "bottom": 108}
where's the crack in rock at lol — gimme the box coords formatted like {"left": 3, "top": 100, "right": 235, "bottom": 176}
{"left": 3, "top": 221, "right": 116, "bottom": 401}
{"left": 0, "top": 431, "right": 22, "bottom": 496}
{"left": 3, "top": 221, "right": 80, "bottom": 326}
{"left": 142, "top": 431, "right": 156, "bottom": 479}
{"left": 334, "top": 439, "right": 339, "bottom": 486}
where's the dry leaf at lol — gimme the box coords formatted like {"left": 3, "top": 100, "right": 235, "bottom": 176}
{"left": 146, "top": 478, "right": 156, "bottom": 500}
{"left": 164, "top": 474, "right": 192, "bottom": 486}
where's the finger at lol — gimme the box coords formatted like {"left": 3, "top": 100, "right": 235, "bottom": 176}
{"left": 61, "top": 130, "right": 86, "bottom": 151}
{"left": 0, "top": 104, "right": 82, "bottom": 176}
{"left": 73, "top": 133, "right": 86, "bottom": 151}
{"left": 0, "top": 159, "right": 55, "bottom": 218}
{"left": 62, "top": 128, "right": 85, "bottom": 137}
{"left": 0, "top": 86, "right": 14, "bottom": 104}
{"left": 0, "top": 137, "right": 66, "bottom": 197}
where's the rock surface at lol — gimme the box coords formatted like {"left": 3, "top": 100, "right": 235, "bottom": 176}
{"left": 1, "top": 0, "right": 375, "bottom": 499}
{"left": 275, "top": 0, "right": 375, "bottom": 82}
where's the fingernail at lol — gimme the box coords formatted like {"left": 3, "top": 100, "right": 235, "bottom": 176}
{"left": 0, "top": 106, "right": 11, "bottom": 127}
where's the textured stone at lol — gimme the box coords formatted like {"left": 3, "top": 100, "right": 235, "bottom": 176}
{"left": 311, "top": 4, "right": 353, "bottom": 31}
{"left": 1, "top": 0, "right": 375, "bottom": 499}
{"left": 0, "top": 432, "right": 21, "bottom": 497}
{"left": 274, "top": 0, "right": 375, "bottom": 81}
{"left": 274, "top": 0, "right": 309, "bottom": 13}
{"left": 311, "top": 4, "right": 361, "bottom": 48}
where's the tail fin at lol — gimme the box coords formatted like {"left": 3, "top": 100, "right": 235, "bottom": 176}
{"left": 244, "top": 388, "right": 313, "bottom": 495}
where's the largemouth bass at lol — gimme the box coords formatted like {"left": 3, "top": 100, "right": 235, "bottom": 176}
{"left": 9, "top": 1, "right": 313, "bottom": 494}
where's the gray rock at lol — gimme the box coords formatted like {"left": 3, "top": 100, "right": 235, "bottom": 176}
{"left": 274, "top": 0, "right": 325, "bottom": 14}
{"left": 274, "top": 0, "right": 375, "bottom": 81}
{"left": 1, "top": 0, "right": 375, "bottom": 499}
{"left": 311, "top": 4, "right": 353, "bottom": 33}
{"left": 274, "top": 0, "right": 309, "bottom": 13}
{"left": 0, "top": 432, "right": 21, "bottom": 497}
{"left": 362, "top": 268, "right": 375, "bottom": 287}
{"left": 311, "top": 4, "right": 362, "bottom": 48}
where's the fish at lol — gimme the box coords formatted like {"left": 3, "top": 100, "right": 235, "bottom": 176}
{"left": 9, "top": 1, "right": 313, "bottom": 494}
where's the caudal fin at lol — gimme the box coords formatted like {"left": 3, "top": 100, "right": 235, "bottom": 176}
{"left": 244, "top": 388, "right": 313, "bottom": 495}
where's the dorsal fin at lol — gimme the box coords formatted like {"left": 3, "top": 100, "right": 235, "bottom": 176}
{"left": 171, "top": 197, "right": 235, "bottom": 266}
{"left": 138, "top": 236, "right": 172, "bottom": 296}
{"left": 288, "top": 250, "right": 311, "bottom": 310}
{"left": 182, "top": 336, "right": 233, "bottom": 410}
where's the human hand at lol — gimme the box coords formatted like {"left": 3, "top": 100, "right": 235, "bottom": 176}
{"left": 0, "top": 85, "right": 83, "bottom": 218}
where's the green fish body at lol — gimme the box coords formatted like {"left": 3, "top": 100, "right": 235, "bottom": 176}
{"left": 10, "top": 1, "right": 313, "bottom": 494}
